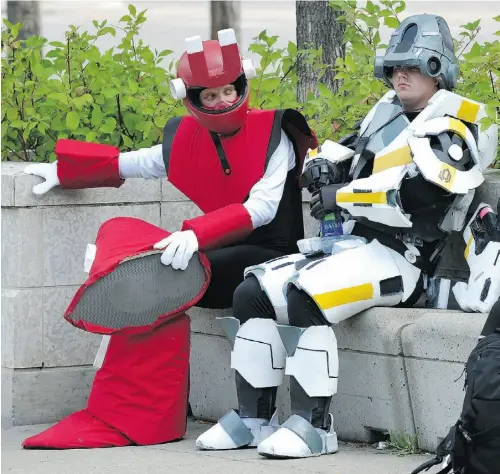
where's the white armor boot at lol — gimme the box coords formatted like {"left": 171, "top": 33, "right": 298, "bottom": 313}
{"left": 196, "top": 317, "right": 286, "bottom": 450}
{"left": 257, "top": 325, "right": 339, "bottom": 458}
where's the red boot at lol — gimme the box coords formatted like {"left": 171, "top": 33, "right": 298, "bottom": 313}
{"left": 23, "top": 312, "right": 190, "bottom": 449}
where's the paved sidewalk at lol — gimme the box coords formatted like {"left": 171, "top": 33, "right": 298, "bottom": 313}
{"left": 2, "top": 420, "right": 433, "bottom": 474}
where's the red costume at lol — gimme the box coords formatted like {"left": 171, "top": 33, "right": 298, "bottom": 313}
{"left": 23, "top": 29, "right": 317, "bottom": 449}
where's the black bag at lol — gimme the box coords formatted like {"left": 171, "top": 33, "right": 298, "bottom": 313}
{"left": 411, "top": 329, "right": 500, "bottom": 474}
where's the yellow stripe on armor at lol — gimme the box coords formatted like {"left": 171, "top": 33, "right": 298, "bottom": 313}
{"left": 373, "top": 145, "right": 413, "bottom": 174}
{"left": 448, "top": 118, "right": 467, "bottom": 138}
{"left": 336, "top": 191, "right": 387, "bottom": 205}
{"left": 308, "top": 147, "right": 319, "bottom": 158}
{"left": 456, "top": 100, "right": 480, "bottom": 124}
{"left": 436, "top": 163, "right": 457, "bottom": 191}
{"left": 313, "top": 284, "right": 374, "bottom": 310}
{"left": 464, "top": 235, "right": 473, "bottom": 260}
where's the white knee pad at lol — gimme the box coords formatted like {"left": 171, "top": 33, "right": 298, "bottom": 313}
{"left": 278, "top": 325, "right": 338, "bottom": 397}
{"left": 244, "top": 253, "right": 307, "bottom": 324}
{"left": 218, "top": 317, "right": 286, "bottom": 388}
{"left": 291, "top": 239, "right": 421, "bottom": 324}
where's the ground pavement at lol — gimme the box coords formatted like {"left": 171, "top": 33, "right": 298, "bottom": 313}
{"left": 2, "top": 419, "right": 434, "bottom": 474}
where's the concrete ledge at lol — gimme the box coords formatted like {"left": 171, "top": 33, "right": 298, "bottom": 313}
{"left": 401, "top": 312, "right": 488, "bottom": 450}
{"left": 1, "top": 163, "right": 499, "bottom": 454}
{"left": 1, "top": 366, "right": 96, "bottom": 428}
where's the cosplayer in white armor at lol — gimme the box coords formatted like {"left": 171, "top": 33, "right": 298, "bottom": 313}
{"left": 196, "top": 14, "right": 500, "bottom": 459}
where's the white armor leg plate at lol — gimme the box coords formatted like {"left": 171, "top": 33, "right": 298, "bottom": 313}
{"left": 245, "top": 253, "right": 307, "bottom": 324}
{"left": 453, "top": 202, "right": 500, "bottom": 313}
{"left": 196, "top": 318, "right": 286, "bottom": 451}
{"left": 257, "top": 325, "right": 339, "bottom": 459}
{"left": 290, "top": 239, "right": 421, "bottom": 324}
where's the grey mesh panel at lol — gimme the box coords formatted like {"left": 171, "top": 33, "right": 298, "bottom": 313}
{"left": 68, "top": 253, "right": 207, "bottom": 330}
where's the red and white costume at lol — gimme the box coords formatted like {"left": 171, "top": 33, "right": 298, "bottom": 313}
{"left": 23, "top": 29, "right": 317, "bottom": 449}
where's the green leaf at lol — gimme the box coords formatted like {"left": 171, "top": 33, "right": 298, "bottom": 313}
{"left": 10, "top": 120, "right": 25, "bottom": 129}
{"left": 102, "top": 88, "right": 118, "bottom": 99}
{"left": 158, "top": 49, "right": 173, "bottom": 57}
{"left": 128, "top": 4, "right": 137, "bottom": 16}
{"left": 345, "top": 54, "right": 356, "bottom": 71}
{"left": 99, "top": 27, "right": 116, "bottom": 37}
{"left": 120, "top": 15, "right": 131, "bottom": 22}
{"left": 11, "top": 23, "right": 21, "bottom": 39}
{"left": 66, "top": 111, "right": 80, "bottom": 130}
{"left": 494, "top": 15, "right": 500, "bottom": 22}
{"left": 6, "top": 108, "right": 19, "bottom": 121}
{"left": 318, "top": 82, "right": 334, "bottom": 98}
{"left": 128, "top": 79, "right": 139, "bottom": 94}
{"left": 287, "top": 41, "right": 297, "bottom": 55}
{"left": 468, "top": 42, "right": 481, "bottom": 57}
{"left": 49, "top": 41, "right": 65, "bottom": 48}
{"left": 384, "top": 17, "right": 399, "bottom": 29}
{"left": 122, "top": 134, "right": 133, "bottom": 148}
{"left": 100, "top": 117, "right": 117, "bottom": 134}
{"left": 91, "top": 106, "right": 103, "bottom": 127}
{"left": 86, "top": 131, "right": 98, "bottom": 142}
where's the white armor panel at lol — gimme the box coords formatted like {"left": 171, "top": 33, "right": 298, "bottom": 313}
{"left": 452, "top": 204, "right": 500, "bottom": 313}
{"left": 336, "top": 166, "right": 412, "bottom": 228}
{"left": 244, "top": 254, "right": 307, "bottom": 324}
{"left": 339, "top": 90, "right": 496, "bottom": 229}
{"left": 285, "top": 326, "right": 339, "bottom": 398}
{"left": 231, "top": 318, "right": 287, "bottom": 388}
{"left": 409, "top": 116, "right": 484, "bottom": 194}
{"left": 291, "top": 240, "right": 421, "bottom": 324}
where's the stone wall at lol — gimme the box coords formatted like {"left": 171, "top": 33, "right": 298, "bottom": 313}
{"left": 1, "top": 162, "right": 499, "bottom": 451}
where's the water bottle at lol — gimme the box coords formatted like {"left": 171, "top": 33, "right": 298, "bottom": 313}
{"left": 319, "top": 211, "right": 343, "bottom": 254}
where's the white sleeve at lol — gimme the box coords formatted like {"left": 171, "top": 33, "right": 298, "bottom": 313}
{"left": 243, "top": 129, "right": 296, "bottom": 229}
{"left": 118, "top": 144, "right": 166, "bottom": 179}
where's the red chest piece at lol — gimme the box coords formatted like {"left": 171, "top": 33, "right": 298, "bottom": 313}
{"left": 167, "top": 109, "right": 276, "bottom": 213}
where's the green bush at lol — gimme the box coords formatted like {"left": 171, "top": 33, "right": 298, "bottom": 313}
{"left": 2, "top": 1, "right": 499, "bottom": 167}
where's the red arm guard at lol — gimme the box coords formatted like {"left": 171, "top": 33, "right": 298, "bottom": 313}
{"left": 55, "top": 139, "right": 124, "bottom": 189}
{"left": 181, "top": 203, "right": 254, "bottom": 251}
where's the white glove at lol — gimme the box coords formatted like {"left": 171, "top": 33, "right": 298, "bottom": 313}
{"left": 452, "top": 241, "right": 500, "bottom": 313}
{"left": 153, "top": 230, "right": 199, "bottom": 271}
{"left": 24, "top": 161, "right": 60, "bottom": 195}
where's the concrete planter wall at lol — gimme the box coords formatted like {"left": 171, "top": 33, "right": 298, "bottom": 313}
{"left": 1, "top": 162, "right": 499, "bottom": 451}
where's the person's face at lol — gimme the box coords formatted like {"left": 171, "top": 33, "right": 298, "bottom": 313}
{"left": 199, "top": 84, "right": 238, "bottom": 109}
{"left": 390, "top": 65, "right": 438, "bottom": 111}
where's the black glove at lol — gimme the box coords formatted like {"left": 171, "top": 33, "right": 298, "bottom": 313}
{"left": 301, "top": 158, "right": 345, "bottom": 193}
{"left": 310, "top": 184, "right": 343, "bottom": 220}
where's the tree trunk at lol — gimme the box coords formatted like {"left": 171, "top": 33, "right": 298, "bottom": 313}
{"left": 210, "top": 1, "right": 241, "bottom": 44}
{"left": 7, "top": 1, "right": 40, "bottom": 40}
{"left": 296, "top": 1, "right": 345, "bottom": 103}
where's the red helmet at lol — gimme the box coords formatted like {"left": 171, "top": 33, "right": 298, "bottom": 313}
{"left": 169, "top": 29, "right": 257, "bottom": 135}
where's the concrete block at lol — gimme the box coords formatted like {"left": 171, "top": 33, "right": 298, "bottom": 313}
{"left": 161, "top": 180, "right": 191, "bottom": 202}
{"left": 1, "top": 208, "right": 44, "bottom": 288}
{"left": 161, "top": 201, "right": 203, "bottom": 233}
{"left": 404, "top": 358, "right": 465, "bottom": 451}
{"left": 3, "top": 162, "right": 162, "bottom": 207}
{"left": 303, "top": 203, "right": 318, "bottom": 238}
{"left": 334, "top": 307, "right": 427, "bottom": 355}
{"left": 1, "top": 288, "right": 43, "bottom": 369}
{"left": 188, "top": 307, "right": 232, "bottom": 338}
{"left": 43, "top": 286, "right": 102, "bottom": 368}
{"left": 2, "top": 368, "right": 14, "bottom": 429}
{"left": 189, "top": 333, "right": 237, "bottom": 421}
{"left": 473, "top": 169, "right": 499, "bottom": 209}
{"left": 4, "top": 366, "right": 96, "bottom": 426}
{"left": 1, "top": 171, "right": 15, "bottom": 206}
{"left": 333, "top": 351, "right": 415, "bottom": 442}
{"left": 401, "top": 311, "right": 487, "bottom": 363}
{"left": 43, "top": 203, "right": 160, "bottom": 286}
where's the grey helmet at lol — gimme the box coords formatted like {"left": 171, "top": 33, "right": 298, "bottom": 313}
{"left": 374, "top": 14, "right": 459, "bottom": 90}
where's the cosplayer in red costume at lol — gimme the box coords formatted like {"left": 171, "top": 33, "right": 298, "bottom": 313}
{"left": 22, "top": 28, "right": 317, "bottom": 449}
